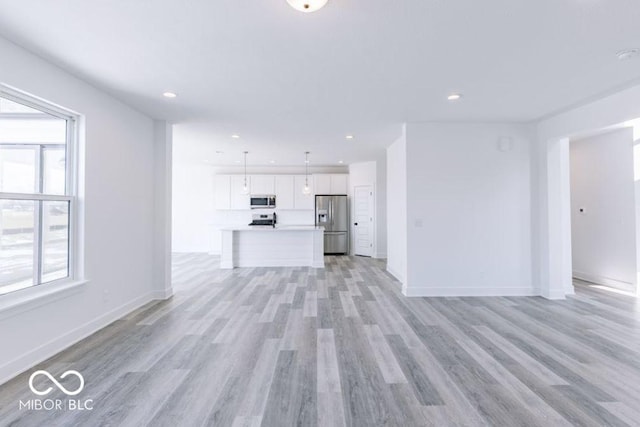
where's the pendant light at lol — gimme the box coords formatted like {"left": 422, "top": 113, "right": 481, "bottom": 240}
{"left": 303, "top": 151, "right": 311, "bottom": 195}
{"left": 242, "top": 151, "right": 249, "bottom": 195}
{"left": 287, "top": 0, "right": 328, "bottom": 13}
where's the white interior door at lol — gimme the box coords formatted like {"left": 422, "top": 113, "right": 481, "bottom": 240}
{"left": 354, "top": 185, "right": 374, "bottom": 257}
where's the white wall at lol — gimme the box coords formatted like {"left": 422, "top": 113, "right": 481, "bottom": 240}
{"left": 376, "top": 152, "right": 387, "bottom": 259}
{"left": 535, "top": 83, "right": 640, "bottom": 298}
{"left": 570, "top": 128, "right": 636, "bottom": 291}
{"left": 0, "top": 36, "right": 165, "bottom": 384}
{"left": 404, "top": 123, "right": 533, "bottom": 296}
{"left": 386, "top": 129, "right": 407, "bottom": 286}
{"left": 153, "top": 121, "right": 173, "bottom": 299}
{"left": 172, "top": 161, "right": 215, "bottom": 253}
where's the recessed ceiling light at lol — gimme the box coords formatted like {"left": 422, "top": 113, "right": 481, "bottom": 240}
{"left": 617, "top": 49, "right": 639, "bottom": 61}
{"left": 286, "top": 0, "right": 328, "bottom": 13}
{"left": 345, "top": 135, "right": 354, "bottom": 140}
{"left": 269, "top": 160, "right": 276, "bottom": 164}
{"left": 235, "top": 160, "right": 241, "bottom": 163}
{"left": 231, "top": 134, "right": 240, "bottom": 139}
{"left": 163, "top": 92, "right": 177, "bottom": 98}
{"left": 447, "top": 93, "right": 462, "bottom": 101}
{"left": 338, "top": 160, "right": 344, "bottom": 164}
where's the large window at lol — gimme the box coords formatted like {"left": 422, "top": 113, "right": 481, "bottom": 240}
{"left": 0, "top": 90, "right": 76, "bottom": 295}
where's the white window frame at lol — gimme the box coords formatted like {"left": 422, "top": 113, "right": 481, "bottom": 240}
{"left": 0, "top": 86, "right": 79, "bottom": 294}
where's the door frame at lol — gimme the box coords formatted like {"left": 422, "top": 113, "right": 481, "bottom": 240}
{"left": 352, "top": 184, "right": 375, "bottom": 257}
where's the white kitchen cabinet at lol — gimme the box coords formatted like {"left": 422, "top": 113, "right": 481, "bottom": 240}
{"left": 313, "top": 174, "right": 348, "bottom": 195}
{"left": 331, "top": 174, "right": 349, "bottom": 194}
{"left": 215, "top": 173, "right": 346, "bottom": 211}
{"left": 250, "top": 175, "right": 275, "bottom": 195}
{"left": 214, "top": 175, "right": 231, "bottom": 210}
{"left": 275, "top": 175, "right": 295, "bottom": 209}
{"left": 230, "top": 175, "right": 251, "bottom": 210}
{"left": 313, "top": 174, "right": 331, "bottom": 195}
{"left": 294, "top": 175, "right": 314, "bottom": 210}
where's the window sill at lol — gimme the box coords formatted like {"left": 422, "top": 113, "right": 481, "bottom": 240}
{"left": 0, "top": 279, "right": 89, "bottom": 321}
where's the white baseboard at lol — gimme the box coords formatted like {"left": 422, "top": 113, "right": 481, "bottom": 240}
{"left": 386, "top": 266, "right": 404, "bottom": 284}
{"left": 0, "top": 291, "right": 161, "bottom": 387}
{"left": 402, "top": 286, "right": 538, "bottom": 297}
{"left": 564, "top": 284, "right": 576, "bottom": 296}
{"left": 573, "top": 271, "right": 635, "bottom": 292}
{"left": 374, "top": 252, "right": 387, "bottom": 259}
{"left": 151, "top": 288, "right": 174, "bottom": 300}
{"left": 540, "top": 288, "right": 568, "bottom": 300}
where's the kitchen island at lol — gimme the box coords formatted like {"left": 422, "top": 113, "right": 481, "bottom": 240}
{"left": 220, "top": 225, "right": 324, "bottom": 269}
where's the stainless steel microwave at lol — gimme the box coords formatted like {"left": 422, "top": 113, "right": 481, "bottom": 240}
{"left": 250, "top": 195, "right": 276, "bottom": 209}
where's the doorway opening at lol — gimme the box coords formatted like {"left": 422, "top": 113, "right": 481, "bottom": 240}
{"left": 568, "top": 127, "right": 638, "bottom": 295}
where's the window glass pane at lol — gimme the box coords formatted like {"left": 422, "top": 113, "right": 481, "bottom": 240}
{"left": 0, "top": 146, "right": 37, "bottom": 193}
{"left": 0, "top": 199, "right": 35, "bottom": 295}
{"left": 0, "top": 98, "right": 66, "bottom": 144}
{"left": 0, "top": 98, "right": 43, "bottom": 114}
{"left": 43, "top": 146, "right": 66, "bottom": 195}
{"left": 0, "top": 96, "right": 67, "bottom": 195}
{"left": 41, "top": 200, "right": 69, "bottom": 283}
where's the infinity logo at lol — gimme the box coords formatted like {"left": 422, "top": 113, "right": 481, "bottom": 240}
{"left": 28, "top": 370, "right": 85, "bottom": 396}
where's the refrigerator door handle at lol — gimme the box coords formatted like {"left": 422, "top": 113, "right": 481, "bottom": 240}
{"left": 330, "top": 199, "right": 334, "bottom": 228}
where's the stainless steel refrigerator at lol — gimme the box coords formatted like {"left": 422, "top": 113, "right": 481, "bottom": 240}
{"left": 315, "top": 195, "right": 348, "bottom": 254}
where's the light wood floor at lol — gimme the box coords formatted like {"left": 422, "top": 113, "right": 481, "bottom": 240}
{"left": 1, "top": 254, "right": 640, "bottom": 426}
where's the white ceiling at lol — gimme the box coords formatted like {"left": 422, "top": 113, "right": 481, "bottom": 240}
{"left": 1, "top": 0, "right": 640, "bottom": 165}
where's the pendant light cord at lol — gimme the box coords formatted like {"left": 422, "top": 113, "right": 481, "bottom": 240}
{"left": 244, "top": 151, "right": 248, "bottom": 187}
{"left": 305, "top": 151, "right": 309, "bottom": 186}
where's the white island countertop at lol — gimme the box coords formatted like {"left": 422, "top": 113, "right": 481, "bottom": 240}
{"left": 220, "top": 225, "right": 324, "bottom": 269}
{"left": 220, "top": 225, "right": 324, "bottom": 232}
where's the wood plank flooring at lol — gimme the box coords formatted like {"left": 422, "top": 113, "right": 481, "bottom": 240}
{"left": 1, "top": 254, "right": 640, "bottom": 426}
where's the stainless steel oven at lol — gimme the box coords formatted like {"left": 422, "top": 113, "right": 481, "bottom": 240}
{"left": 250, "top": 195, "right": 276, "bottom": 209}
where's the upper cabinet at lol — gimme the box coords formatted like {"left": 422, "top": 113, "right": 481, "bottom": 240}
{"left": 313, "top": 175, "right": 331, "bottom": 194}
{"left": 313, "top": 174, "right": 348, "bottom": 195}
{"left": 230, "top": 175, "right": 251, "bottom": 210}
{"left": 250, "top": 175, "right": 275, "bottom": 195}
{"left": 294, "top": 175, "right": 314, "bottom": 210}
{"left": 214, "top": 173, "right": 347, "bottom": 211}
{"left": 330, "top": 174, "right": 349, "bottom": 194}
{"left": 275, "top": 175, "right": 295, "bottom": 210}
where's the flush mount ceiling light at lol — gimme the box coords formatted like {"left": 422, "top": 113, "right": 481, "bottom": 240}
{"left": 447, "top": 93, "right": 462, "bottom": 101}
{"left": 287, "top": 0, "right": 328, "bottom": 12}
{"left": 617, "top": 49, "right": 639, "bottom": 61}
{"left": 231, "top": 134, "right": 240, "bottom": 139}
{"left": 163, "top": 92, "right": 177, "bottom": 98}
{"left": 345, "top": 135, "right": 354, "bottom": 140}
